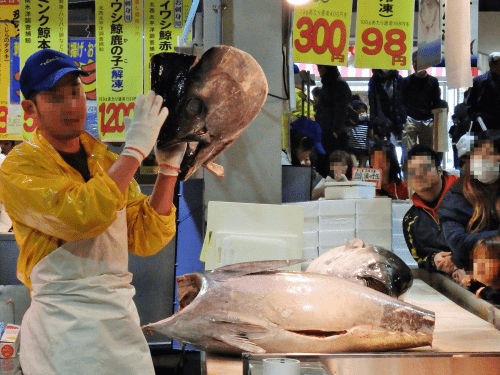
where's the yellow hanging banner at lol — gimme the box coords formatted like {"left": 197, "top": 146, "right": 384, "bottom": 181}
{"left": 96, "top": 0, "right": 143, "bottom": 142}
{"left": 0, "top": 1, "right": 19, "bottom": 140}
{"left": 293, "top": 0, "right": 353, "bottom": 66}
{"left": 144, "top": 0, "right": 191, "bottom": 92}
{"left": 354, "top": 0, "right": 413, "bottom": 69}
{"left": 20, "top": 0, "right": 68, "bottom": 140}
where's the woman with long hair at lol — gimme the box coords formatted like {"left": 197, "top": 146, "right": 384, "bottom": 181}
{"left": 369, "top": 141, "right": 409, "bottom": 200}
{"left": 438, "top": 130, "right": 500, "bottom": 270}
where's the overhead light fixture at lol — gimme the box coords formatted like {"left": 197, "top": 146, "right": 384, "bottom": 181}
{"left": 286, "top": 0, "right": 312, "bottom": 6}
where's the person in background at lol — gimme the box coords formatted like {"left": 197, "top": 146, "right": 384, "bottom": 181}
{"left": 403, "top": 145, "right": 459, "bottom": 274}
{"left": 289, "top": 117, "right": 325, "bottom": 169}
{"left": 0, "top": 49, "right": 186, "bottom": 375}
{"left": 449, "top": 98, "right": 471, "bottom": 169}
{"left": 311, "top": 86, "right": 321, "bottom": 111}
{"left": 368, "top": 69, "right": 406, "bottom": 144}
{"left": 290, "top": 64, "right": 316, "bottom": 121}
{"left": 467, "top": 52, "right": 500, "bottom": 132}
{"left": 370, "top": 140, "right": 409, "bottom": 200}
{"left": 348, "top": 99, "right": 371, "bottom": 167}
{"left": 401, "top": 51, "right": 441, "bottom": 154}
{"left": 461, "top": 236, "right": 500, "bottom": 304}
{"left": 314, "top": 64, "right": 352, "bottom": 176}
{"left": 311, "top": 150, "right": 353, "bottom": 200}
{"left": 0, "top": 141, "right": 16, "bottom": 156}
{"left": 456, "top": 132, "right": 475, "bottom": 176}
{"left": 438, "top": 130, "right": 500, "bottom": 271}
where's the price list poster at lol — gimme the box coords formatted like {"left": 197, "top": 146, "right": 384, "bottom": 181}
{"left": 20, "top": 0, "right": 67, "bottom": 140}
{"left": 354, "top": 0, "right": 414, "bottom": 70}
{"left": 293, "top": 0, "right": 353, "bottom": 66}
{"left": 96, "top": 0, "right": 143, "bottom": 142}
{"left": 0, "top": 0, "right": 19, "bottom": 140}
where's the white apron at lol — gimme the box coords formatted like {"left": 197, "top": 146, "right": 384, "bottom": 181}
{"left": 20, "top": 209, "right": 155, "bottom": 375}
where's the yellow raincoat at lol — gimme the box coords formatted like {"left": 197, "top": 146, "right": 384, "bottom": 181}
{"left": 0, "top": 129, "right": 176, "bottom": 291}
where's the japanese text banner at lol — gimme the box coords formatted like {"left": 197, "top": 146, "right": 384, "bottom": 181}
{"left": 354, "top": 0, "right": 413, "bottom": 69}
{"left": 0, "top": 1, "right": 19, "bottom": 139}
{"left": 144, "top": 0, "right": 190, "bottom": 92}
{"left": 293, "top": 0, "right": 353, "bottom": 66}
{"left": 96, "top": 0, "right": 143, "bottom": 142}
{"left": 20, "top": 0, "right": 67, "bottom": 140}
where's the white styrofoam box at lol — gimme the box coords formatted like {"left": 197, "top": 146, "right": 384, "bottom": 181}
{"left": 355, "top": 197, "right": 392, "bottom": 215}
{"left": 356, "top": 213, "right": 392, "bottom": 230}
{"left": 319, "top": 246, "right": 333, "bottom": 255}
{"left": 391, "top": 202, "right": 413, "bottom": 219}
{"left": 392, "top": 218, "right": 404, "bottom": 235}
{"left": 302, "top": 246, "right": 319, "bottom": 259}
{"left": 287, "top": 201, "right": 319, "bottom": 218}
{"left": 325, "top": 182, "right": 376, "bottom": 200}
{"left": 301, "top": 260, "right": 314, "bottom": 271}
{"left": 318, "top": 199, "right": 356, "bottom": 216}
{"left": 304, "top": 216, "right": 319, "bottom": 231}
{"left": 319, "top": 215, "right": 356, "bottom": 231}
{"left": 356, "top": 229, "right": 392, "bottom": 250}
{"left": 303, "top": 231, "right": 319, "bottom": 248}
{"left": 392, "top": 233, "right": 408, "bottom": 250}
{"left": 393, "top": 248, "right": 418, "bottom": 267}
{"left": 319, "top": 229, "right": 356, "bottom": 247}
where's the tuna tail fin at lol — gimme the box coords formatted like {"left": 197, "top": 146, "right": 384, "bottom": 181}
{"left": 210, "top": 259, "right": 311, "bottom": 281}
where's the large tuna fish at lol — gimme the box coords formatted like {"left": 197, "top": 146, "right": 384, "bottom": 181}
{"left": 150, "top": 46, "right": 268, "bottom": 180}
{"left": 306, "top": 239, "right": 413, "bottom": 299}
{"left": 143, "top": 260, "right": 434, "bottom": 354}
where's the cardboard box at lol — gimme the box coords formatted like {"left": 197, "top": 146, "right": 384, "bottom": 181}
{"left": 325, "top": 181, "right": 376, "bottom": 200}
{"left": 0, "top": 325, "right": 20, "bottom": 359}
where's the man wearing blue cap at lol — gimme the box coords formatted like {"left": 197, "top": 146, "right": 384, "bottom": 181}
{"left": 0, "top": 49, "right": 186, "bottom": 374}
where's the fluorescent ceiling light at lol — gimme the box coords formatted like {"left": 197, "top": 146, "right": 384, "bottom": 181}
{"left": 287, "top": 0, "right": 312, "bottom": 5}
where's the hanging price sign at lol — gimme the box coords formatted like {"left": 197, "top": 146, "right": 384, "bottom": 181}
{"left": 96, "top": 0, "right": 143, "bottom": 142}
{"left": 354, "top": 0, "right": 413, "bottom": 69}
{"left": 293, "top": 0, "right": 353, "bottom": 65}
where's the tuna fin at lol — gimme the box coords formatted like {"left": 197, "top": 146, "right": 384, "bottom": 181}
{"left": 212, "top": 320, "right": 269, "bottom": 353}
{"left": 210, "top": 259, "right": 311, "bottom": 281}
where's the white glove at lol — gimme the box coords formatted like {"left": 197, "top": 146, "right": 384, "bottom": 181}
{"left": 155, "top": 143, "right": 188, "bottom": 176}
{"left": 121, "top": 91, "right": 169, "bottom": 163}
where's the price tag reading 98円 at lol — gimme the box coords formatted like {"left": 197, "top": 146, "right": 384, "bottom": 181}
{"left": 293, "top": 0, "right": 353, "bottom": 66}
{"left": 354, "top": 0, "right": 413, "bottom": 69}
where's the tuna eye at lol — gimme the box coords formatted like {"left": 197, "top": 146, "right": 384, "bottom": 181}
{"left": 186, "top": 98, "right": 203, "bottom": 116}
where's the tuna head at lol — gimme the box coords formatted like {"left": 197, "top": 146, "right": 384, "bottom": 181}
{"left": 150, "top": 46, "right": 268, "bottom": 180}
{"left": 306, "top": 239, "right": 413, "bottom": 298}
{"left": 143, "top": 261, "right": 434, "bottom": 354}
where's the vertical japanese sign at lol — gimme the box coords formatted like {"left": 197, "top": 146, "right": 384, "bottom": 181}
{"left": 0, "top": 0, "right": 19, "bottom": 139}
{"left": 293, "top": 0, "right": 352, "bottom": 66}
{"left": 20, "top": 0, "right": 68, "bottom": 140}
{"left": 8, "top": 36, "right": 22, "bottom": 139}
{"left": 96, "top": 0, "right": 143, "bottom": 142}
{"left": 354, "top": 0, "right": 413, "bottom": 69}
{"left": 68, "top": 37, "right": 98, "bottom": 138}
{"left": 144, "top": 0, "right": 190, "bottom": 91}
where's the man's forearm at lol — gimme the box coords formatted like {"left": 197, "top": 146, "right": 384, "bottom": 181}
{"left": 149, "top": 174, "right": 178, "bottom": 216}
{"left": 108, "top": 154, "right": 141, "bottom": 193}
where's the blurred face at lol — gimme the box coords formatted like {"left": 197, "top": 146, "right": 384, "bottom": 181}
{"left": 330, "top": 161, "right": 348, "bottom": 179}
{"left": 407, "top": 155, "right": 442, "bottom": 201}
{"left": 295, "top": 143, "right": 312, "bottom": 166}
{"left": 470, "top": 140, "right": 500, "bottom": 184}
{"left": 355, "top": 107, "right": 366, "bottom": 116}
{"left": 0, "top": 141, "right": 15, "bottom": 155}
{"left": 25, "top": 74, "right": 87, "bottom": 141}
{"left": 474, "top": 249, "right": 500, "bottom": 287}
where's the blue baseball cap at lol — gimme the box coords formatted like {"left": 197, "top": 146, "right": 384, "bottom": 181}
{"left": 290, "top": 117, "right": 326, "bottom": 155}
{"left": 20, "top": 49, "right": 90, "bottom": 99}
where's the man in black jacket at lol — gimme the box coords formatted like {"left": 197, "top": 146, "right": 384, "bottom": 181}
{"left": 467, "top": 52, "right": 500, "bottom": 132}
{"left": 314, "top": 65, "right": 352, "bottom": 176}
{"left": 403, "top": 145, "right": 459, "bottom": 273}
{"left": 401, "top": 52, "right": 441, "bottom": 153}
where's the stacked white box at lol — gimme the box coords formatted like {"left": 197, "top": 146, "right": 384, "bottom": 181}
{"left": 319, "top": 229, "right": 356, "bottom": 255}
{"left": 355, "top": 198, "right": 392, "bottom": 250}
{"left": 391, "top": 201, "right": 417, "bottom": 266}
{"left": 286, "top": 201, "right": 320, "bottom": 262}
{"left": 318, "top": 200, "right": 356, "bottom": 231}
